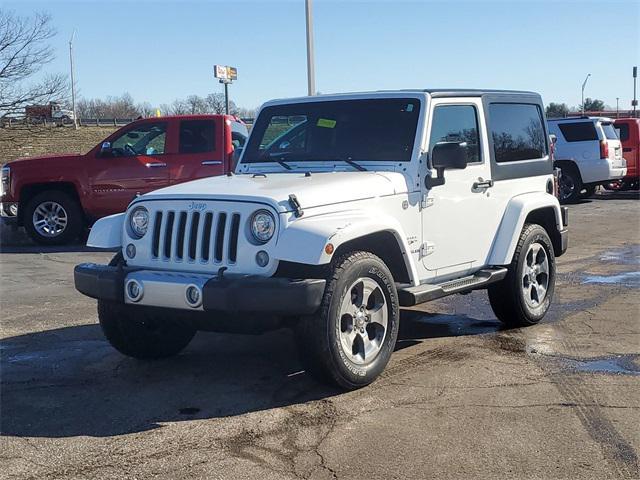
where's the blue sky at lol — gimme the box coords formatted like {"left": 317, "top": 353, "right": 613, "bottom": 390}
{"left": 4, "top": 0, "right": 639, "bottom": 111}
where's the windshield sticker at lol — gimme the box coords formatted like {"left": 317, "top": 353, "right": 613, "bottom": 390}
{"left": 317, "top": 118, "right": 337, "bottom": 128}
{"left": 406, "top": 104, "right": 414, "bottom": 112}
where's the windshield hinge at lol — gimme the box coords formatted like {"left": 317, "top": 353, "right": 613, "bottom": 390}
{"left": 420, "top": 195, "right": 434, "bottom": 209}
{"left": 288, "top": 194, "right": 304, "bottom": 218}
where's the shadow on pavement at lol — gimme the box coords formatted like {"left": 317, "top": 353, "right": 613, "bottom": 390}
{"left": 1, "top": 310, "right": 495, "bottom": 438}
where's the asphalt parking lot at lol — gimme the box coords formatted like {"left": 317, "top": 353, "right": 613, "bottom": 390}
{"left": 1, "top": 191, "right": 639, "bottom": 480}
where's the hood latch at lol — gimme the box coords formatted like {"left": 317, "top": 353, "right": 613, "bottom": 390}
{"left": 288, "top": 194, "right": 304, "bottom": 218}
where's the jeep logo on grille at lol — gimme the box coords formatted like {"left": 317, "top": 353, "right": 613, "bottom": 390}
{"left": 188, "top": 201, "right": 207, "bottom": 211}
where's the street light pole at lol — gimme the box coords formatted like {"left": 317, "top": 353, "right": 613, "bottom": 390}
{"left": 616, "top": 97, "right": 619, "bottom": 118}
{"left": 69, "top": 30, "right": 78, "bottom": 129}
{"left": 305, "top": 0, "right": 316, "bottom": 96}
{"left": 581, "top": 73, "right": 591, "bottom": 115}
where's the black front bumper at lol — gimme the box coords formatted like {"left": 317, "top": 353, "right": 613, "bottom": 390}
{"left": 74, "top": 263, "right": 326, "bottom": 316}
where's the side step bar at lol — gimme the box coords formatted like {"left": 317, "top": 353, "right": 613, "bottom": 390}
{"left": 397, "top": 267, "right": 508, "bottom": 307}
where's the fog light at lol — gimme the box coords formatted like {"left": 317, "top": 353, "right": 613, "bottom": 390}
{"left": 256, "top": 250, "right": 269, "bottom": 267}
{"left": 126, "top": 243, "right": 136, "bottom": 259}
{"left": 185, "top": 284, "right": 202, "bottom": 308}
{"left": 126, "top": 279, "right": 143, "bottom": 302}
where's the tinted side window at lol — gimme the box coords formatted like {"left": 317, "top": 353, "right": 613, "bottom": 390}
{"left": 616, "top": 124, "right": 629, "bottom": 141}
{"left": 489, "top": 103, "right": 547, "bottom": 162}
{"left": 601, "top": 122, "right": 619, "bottom": 140}
{"left": 179, "top": 120, "right": 215, "bottom": 154}
{"left": 557, "top": 122, "right": 598, "bottom": 142}
{"left": 429, "top": 105, "right": 480, "bottom": 163}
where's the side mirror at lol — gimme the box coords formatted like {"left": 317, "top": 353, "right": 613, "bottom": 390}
{"left": 99, "top": 141, "right": 112, "bottom": 157}
{"left": 426, "top": 142, "right": 468, "bottom": 188}
{"left": 549, "top": 134, "right": 557, "bottom": 145}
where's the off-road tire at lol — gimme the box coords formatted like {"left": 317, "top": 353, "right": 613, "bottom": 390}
{"left": 295, "top": 251, "right": 399, "bottom": 390}
{"left": 23, "top": 190, "right": 83, "bottom": 245}
{"left": 558, "top": 164, "right": 582, "bottom": 204}
{"left": 488, "top": 223, "right": 556, "bottom": 327}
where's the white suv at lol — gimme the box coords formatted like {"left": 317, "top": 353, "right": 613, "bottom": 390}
{"left": 75, "top": 90, "right": 568, "bottom": 389}
{"left": 548, "top": 117, "right": 626, "bottom": 203}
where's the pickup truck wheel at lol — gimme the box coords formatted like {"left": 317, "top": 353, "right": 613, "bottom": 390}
{"left": 98, "top": 300, "right": 196, "bottom": 359}
{"left": 488, "top": 224, "right": 555, "bottom": 327}
{"left": 295, "top": 251, "right": 399, "bottom": 390}
{"left": 24, "top": 190, "right": 83, "bottom": 245}
{"left": 558, "top": 165, "right": 582, "bottom": 204}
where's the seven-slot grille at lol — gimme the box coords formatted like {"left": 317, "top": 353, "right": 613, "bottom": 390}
{"left": 150, "top": 209, "right": 241, "bottom": 264}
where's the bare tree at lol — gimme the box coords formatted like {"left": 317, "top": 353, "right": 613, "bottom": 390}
{"left": 0, "top": 10, "right": 68, "bottom": 116}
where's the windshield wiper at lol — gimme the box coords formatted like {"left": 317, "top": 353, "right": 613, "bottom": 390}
{"left": 334, "top": 158, "right": 367, "bottom": 171}
{"left": 275, "top": 159, "right": 293, "bottom": 170}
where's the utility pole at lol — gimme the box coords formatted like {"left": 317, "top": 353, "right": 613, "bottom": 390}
{"left": 305, "top": 0, "right": 316, "bottom": 96}
{"left": 633, "top": 66, "right": 638, "bottom": 118}
{"left": 69, "top": 30, "right": 78, "bottom": 129}
{"left": 616, "top": 97, "right": 619, "bottom": 118}
{"left": 224, "top": 81, "right": 230, "bottom": 114}
{"left": 581, "top": 73, "right": 591, "bottom": 115}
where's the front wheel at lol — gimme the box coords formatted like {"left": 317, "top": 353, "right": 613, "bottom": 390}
{"left": 488, "top": 224, "right": 556, "bottom": 327}
{"left": 23, "top": 190, "right": 83, "bottom": 245}
{"left": 295, "top": 251, "right": 399, "bottom": 390}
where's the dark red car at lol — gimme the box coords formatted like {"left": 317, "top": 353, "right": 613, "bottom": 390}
{"left": 0, "top": 115, "right": 248, "bottom": 245}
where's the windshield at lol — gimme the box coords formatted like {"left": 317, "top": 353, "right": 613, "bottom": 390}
{"left": 242, "top": 98, "right": 421, "bottom": 164}
{"left": 600, "top": 122, "right": 619, "bottom": 140}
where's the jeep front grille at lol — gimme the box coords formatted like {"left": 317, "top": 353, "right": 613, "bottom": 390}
{"left": 150, "top": 209, "right": 241, "bottom": 264}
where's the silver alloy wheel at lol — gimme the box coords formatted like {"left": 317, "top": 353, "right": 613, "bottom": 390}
{"left": 559, "top": 173, "right": 575, "bottom": 201}
{"left": 521, "top": 242, "right": 550, "bottom": 309}
{"left": 338, "top": 277, "right": 388, "bottom": 365}
{"left": 32, "top": 201, "right": 68, "bottom": 237}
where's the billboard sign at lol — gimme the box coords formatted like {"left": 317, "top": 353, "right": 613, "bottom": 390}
{"left": 214, "top": 65, "right": 237, "bottom": 81}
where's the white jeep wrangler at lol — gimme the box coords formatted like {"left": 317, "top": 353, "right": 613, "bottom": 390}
{"left": 75, "top": 90, "right": 568, "bottom": 389}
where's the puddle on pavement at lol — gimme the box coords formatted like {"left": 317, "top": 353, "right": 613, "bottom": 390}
{"left": 582, "top": 271, "right": 640, "bottom": 287}
{"left": 599, "top": 245, "right": 640, "bottom": 265}
{"left": 563, "top": 355, "right": 640, "bottom": 376}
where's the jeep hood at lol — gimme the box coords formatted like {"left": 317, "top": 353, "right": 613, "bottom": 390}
{"left": 142, "top": 171, "right": 410, "bottom": 212}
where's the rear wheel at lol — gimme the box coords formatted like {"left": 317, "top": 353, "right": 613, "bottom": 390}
{"left": 23, "top": 190, "right": 83, "bottom": 245}
{"left": 558, "top": 165, "right": 582, "bottom": 204}
{"left": 295, "top": 251, "right": 399, "bottom": 390}
{"left": 488, "top": 224, "right": 555, "bottom": 327}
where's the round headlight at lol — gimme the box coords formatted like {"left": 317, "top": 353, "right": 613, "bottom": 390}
{"left": 129, "top": 206, "right": 149, "bottom": 239}
{"left": 250, "top": 209, "right": 275, "bottom": 243}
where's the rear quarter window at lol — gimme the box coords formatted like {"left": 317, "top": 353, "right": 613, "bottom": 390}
{"left": 489, "top": 103, "right": 547, "bottom": 162}
{"left": 600, "top": 123, "right": 619, "bottom": 140}
{"left": 557, "top": 122, "right": 598, "bottom": 142}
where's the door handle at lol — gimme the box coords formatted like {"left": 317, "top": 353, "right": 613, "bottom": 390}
{"left": 473, "top": 179, "right": 494, "bottom": 189}
{"left": 201, "top": 160, "right": 222, "bottom": 166}
{"left": 145, "top": 162, "right": 166, "bottom": 168}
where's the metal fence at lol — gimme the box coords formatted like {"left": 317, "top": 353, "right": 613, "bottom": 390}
{"left": 1, "top": 117, "right": 255, "bottom": 128}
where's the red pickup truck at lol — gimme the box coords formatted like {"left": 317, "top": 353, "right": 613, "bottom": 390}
{"left": 0, "top": 115, "right": 248, "bottom": 245}
{"left": 613, "top": 118, "right": 639, "bottom": 190}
